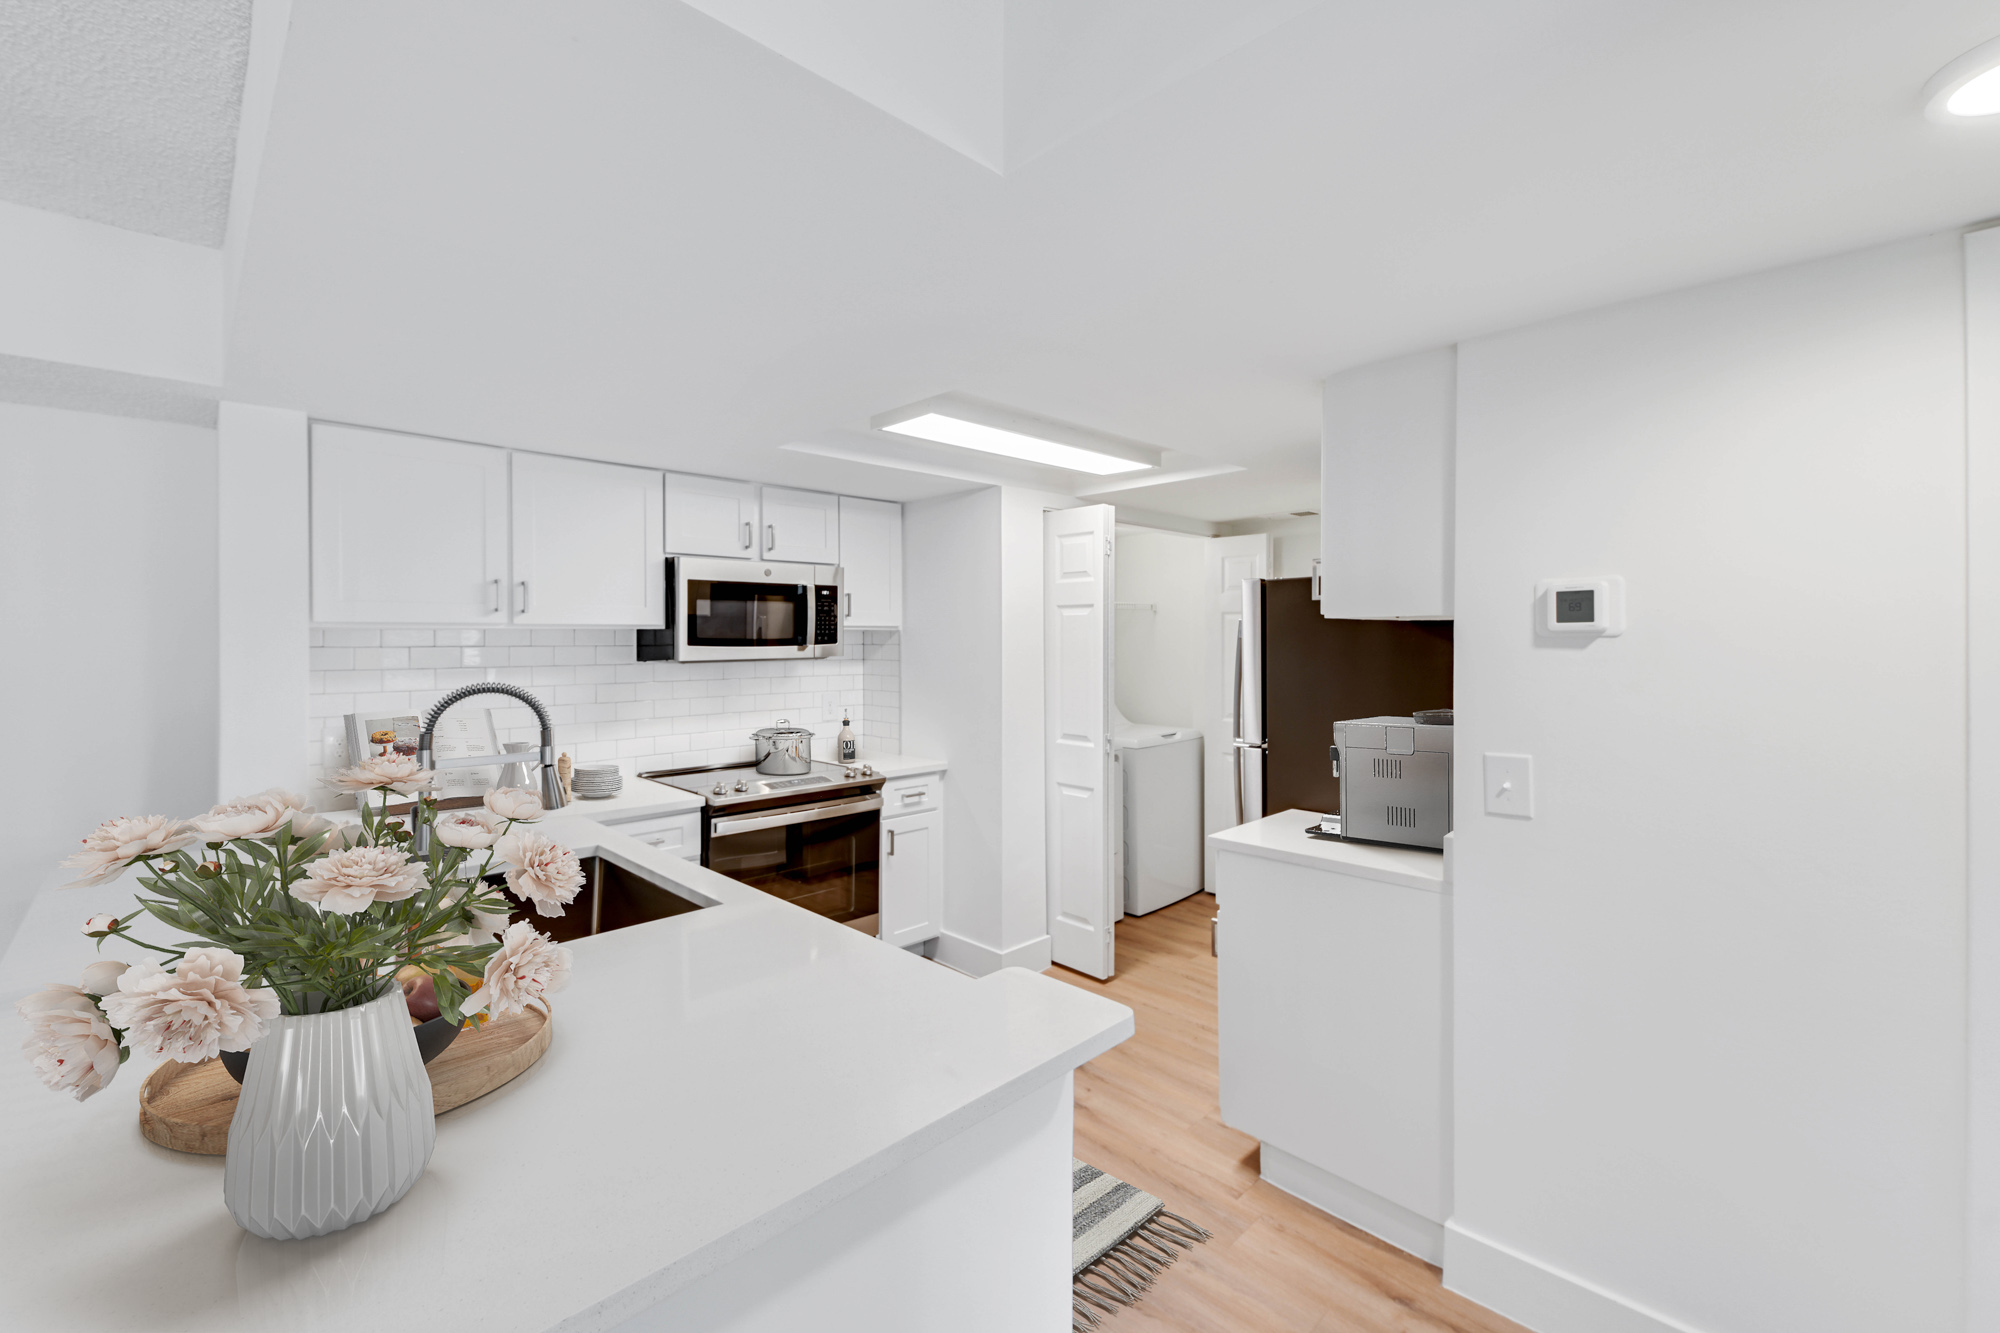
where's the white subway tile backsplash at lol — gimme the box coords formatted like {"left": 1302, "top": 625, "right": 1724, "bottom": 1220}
{"left": 303, "top": 628, "right": 901, "bottom": 789}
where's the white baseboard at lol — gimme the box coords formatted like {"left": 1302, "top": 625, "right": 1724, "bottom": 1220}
{"left": 934, "top": 929, "right": 1053, "bottom": 977}
{"left": 1443, "top": 1222, "right": 1703, "bottom": 1333}
{"left": 1259, "top": 1142, "right": 1444, "bottom": 1265}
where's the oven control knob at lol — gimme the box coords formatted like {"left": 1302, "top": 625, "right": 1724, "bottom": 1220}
{"left": 734, "top": 780, "right": 749, "bottom": 792}
{"left": 711, "top": 782, "right": 727, "bottom": 796}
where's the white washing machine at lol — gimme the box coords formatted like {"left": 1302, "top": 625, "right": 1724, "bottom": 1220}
{"left": 1113, "top": 718, "right": 1205, "bottom": 916}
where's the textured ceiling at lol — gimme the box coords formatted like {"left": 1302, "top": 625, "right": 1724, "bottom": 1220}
{"left": 0, "top": 1, "right": 250, "bottom": 246}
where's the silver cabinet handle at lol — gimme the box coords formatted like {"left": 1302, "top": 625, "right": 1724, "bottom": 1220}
{"left": 1311, "top": 557, "right": 1323, "bottom": 600}
{"left": 887, "top": 827, "right": 896, "bottom": 856}
{"left": 518, "top": 580, "right": 529, "bottom": 615}
{"left": 490, "top": 579, "right": 501, "bottom": 614}
{"left": 844, "top": 592, "right": 853, "bottom": 618}
{"left": 741, "top": 520, "right": 751, "bottom": 549}
{"left": 765, "top": 524, "right": 775, "bottom": 552}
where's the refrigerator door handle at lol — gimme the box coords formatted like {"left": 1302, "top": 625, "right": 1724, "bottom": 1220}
{"left": 1232, "top": 618, "right": 1246, "bottom": 825}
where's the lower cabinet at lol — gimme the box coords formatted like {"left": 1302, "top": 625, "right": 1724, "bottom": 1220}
{"left": 601, "top": 810, "right": 700, "bottom": 858}
{"left": 880, "top": 805, "right": 943, "bottom": 948}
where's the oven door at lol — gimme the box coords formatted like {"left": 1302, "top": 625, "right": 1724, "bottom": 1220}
{"left": 706, "top": 793, "right": 882, "bottom": 924}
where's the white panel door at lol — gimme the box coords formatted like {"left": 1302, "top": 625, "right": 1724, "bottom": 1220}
{"left": 663, "top": 472, "right": 759, "bottom": 558}
{"left": 1202, "top": 534, "right": 1271, "bottom": 888}
{"left": 1046, "top": 504, "right": 1115, "bottom": 979}
{"left": 760, "top": 486, "right": 840, "bottom": 564}
{"left": 311, "top": 423, "right": 510, "bottom": 624}
{"left": 838, "top": 495, "right": 903, "bottom": 629}
{"left": 880, "top": 809, "right": 942, "bottom": 947}
{"left": 511, "top": 453, "right": 665, "bottom": 625}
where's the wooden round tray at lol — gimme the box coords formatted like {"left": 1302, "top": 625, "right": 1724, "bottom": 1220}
{"left": 138, "top": 1005, "right": 552, "bottom": 1156}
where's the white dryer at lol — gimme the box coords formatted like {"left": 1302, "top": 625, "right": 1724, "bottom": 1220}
{"left": 1113, "top": 718, "right": 1205, "bottom": 916}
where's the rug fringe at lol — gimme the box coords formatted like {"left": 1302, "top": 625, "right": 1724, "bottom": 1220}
{"left": 1072, "top": 1209, "right": 1212, "bottom": 1329}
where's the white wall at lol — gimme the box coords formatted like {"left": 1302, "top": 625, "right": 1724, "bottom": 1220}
{"left": 1967, "top": 224, "right": 2000, "bottom": 1331}
{"left": 218, "top": 402, "right": 310, "bottom": 799}
{"left": 903, "top": 489, "right": 1006, "bottom": 967}
{"left": 0, "top": 402, "right": 219, "bottom": 946}
{"left": 1447, "top": 234, "right": 1967, "bottom": 1333}
{"left": 1114, "top": 527, "right": 1206, "bottom": 728}
{"left": 903, "top": 486, "right": 1069, "bottom": 975}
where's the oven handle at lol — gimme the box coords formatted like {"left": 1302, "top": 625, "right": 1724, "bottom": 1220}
{"left": 710, "top": 793, "right": 882, "bottom": 837}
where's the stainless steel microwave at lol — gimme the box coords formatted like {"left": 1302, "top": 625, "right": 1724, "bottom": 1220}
{"left": 637, "top": 557, "right": 843, "bottom": 662}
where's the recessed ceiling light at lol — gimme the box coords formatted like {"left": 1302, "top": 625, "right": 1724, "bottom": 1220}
{"left": 1923, "top": 35, "right": 2000, "bottom": 121}
{"left": 871, "top": 395, "right": 1160, "bottom": 475}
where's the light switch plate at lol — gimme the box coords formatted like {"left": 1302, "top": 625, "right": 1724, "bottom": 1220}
{"left": 1483, "top": 753, "right": 1534, "bottom": 817}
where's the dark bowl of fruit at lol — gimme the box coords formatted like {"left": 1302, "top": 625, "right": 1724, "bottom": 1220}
{"left": 217, "top": 970, "right": 467, "bottom": 1084}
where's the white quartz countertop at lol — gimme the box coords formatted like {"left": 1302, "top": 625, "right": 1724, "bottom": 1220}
{"left": 0, "top": 808, "right": 1121, "bottom": 1333}
{"left": 1208, "top": 808, "right": 1450, "bottom": 892}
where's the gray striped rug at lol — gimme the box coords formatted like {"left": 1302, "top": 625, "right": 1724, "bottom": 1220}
{"left": 1072, "top": 1159, "right": 1211, "bottom": 1329}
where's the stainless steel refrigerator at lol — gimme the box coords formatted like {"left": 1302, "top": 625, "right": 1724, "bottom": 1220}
{"left": 1234, "top": 577, "right": 1454, "bottom": 822}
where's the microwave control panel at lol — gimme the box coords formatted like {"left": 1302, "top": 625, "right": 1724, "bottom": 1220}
{"left": 814, "top": 585, "right": 841, "bottom": 645}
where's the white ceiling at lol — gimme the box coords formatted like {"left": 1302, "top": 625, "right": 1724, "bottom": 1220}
{"left": 221, "top": 0, "right": 2000, "bottom": 522}
{"left": 0, "top": 1, "right": 249, "bottom": 246}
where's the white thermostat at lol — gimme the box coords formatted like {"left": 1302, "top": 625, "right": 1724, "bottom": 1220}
{"left": 1536, "top": 577, "right": 1624, "bottom": 636}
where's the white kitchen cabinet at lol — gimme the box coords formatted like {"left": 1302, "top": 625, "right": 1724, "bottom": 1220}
{"left": 663, "top": 472, "right": 759, "bottom": 558}
{"left": 760, "top": 485, "right": 840, "bottom": 564}
{"left": 880, "top": 801, "right": 942, "bottom": 948}
{"left": 510, "top": 452, "right": 665, "bottom": 625}
{"left": 1320, "top": 346, "right": 1455, "bottom": 620}
{"left": 311, "top": 423, "right": 510, "bottom": 624}
{"left": 602, "top": 810, "right": 700, "bottom": 858}
{"left": 838, "top": 495, "right": 902, "bottom": 629}
{"left": 1211, "top": 810, "right": 1448, "bottom": 1262}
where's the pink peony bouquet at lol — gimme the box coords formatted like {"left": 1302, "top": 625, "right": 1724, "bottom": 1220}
{"left": 18, "top": 776, "right": 578, "bottom": 1102}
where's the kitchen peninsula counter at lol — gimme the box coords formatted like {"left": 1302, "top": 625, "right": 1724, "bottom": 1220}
{"left": 0, "top": 812, "right": 1129, "bottom": 1333}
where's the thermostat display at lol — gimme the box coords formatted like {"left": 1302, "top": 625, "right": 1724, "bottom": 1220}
{"left": 1536, "top": 577, "right": 1624, "bottom": 637}
{"left": 1554, "top": 588, "right": 1595, "bottom": 624}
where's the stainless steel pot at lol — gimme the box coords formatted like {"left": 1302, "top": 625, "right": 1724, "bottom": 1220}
{"left": 752, "top": 720, "right": 814, "bottom": 775}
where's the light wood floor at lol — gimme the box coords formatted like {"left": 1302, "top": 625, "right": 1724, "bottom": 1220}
{"left": 1046, "top": 892, "right": 1525, "bottom": 1333}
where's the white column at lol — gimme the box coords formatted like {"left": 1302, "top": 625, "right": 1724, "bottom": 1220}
{"left": 217, "top": 402, "right": 311, "bottom": 800}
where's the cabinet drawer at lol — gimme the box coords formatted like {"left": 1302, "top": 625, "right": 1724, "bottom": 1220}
{"left": 603, "top": 811, "right": 700, "bottom": 857}
{"left": 882, "top": 774, "right": 941, "bottom": 816}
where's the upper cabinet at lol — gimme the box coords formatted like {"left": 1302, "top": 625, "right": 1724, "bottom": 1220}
{"left": 312, "top": 424, "right": 510, "bottom": 624}
{"left": 663, "top": 473, "right": 759, "bottom": 558}
{"left": 838, "top": 496, "right": 902, "bottom": 629}
{"left": 1320, "top": 346, "right": 1455, "bottom": 621}
{"left": 760, "top": 486, "right": 840, "bottom": 564}
{"left": 511, "top": 453, "right": 664, "bottom": 626}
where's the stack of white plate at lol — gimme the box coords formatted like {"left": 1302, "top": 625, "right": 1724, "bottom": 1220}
{"left": 572, "top": 763, "right": 623, "bottom": 799}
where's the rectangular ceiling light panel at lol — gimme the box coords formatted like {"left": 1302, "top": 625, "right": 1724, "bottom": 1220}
{"left": 880, "top": 413, "right": 1147, "bottom": 474}
{"left": 872, "top": 395, "right": 1160, "bottom": 476}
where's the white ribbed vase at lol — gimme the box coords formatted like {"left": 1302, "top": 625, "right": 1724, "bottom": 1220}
{"left": 223, "top": 986, "right": 436, "bottom": 1240}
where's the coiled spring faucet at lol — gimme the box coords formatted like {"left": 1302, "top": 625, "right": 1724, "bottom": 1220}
{"left": 412, "top": 683, "right": 566, "bottom": 854}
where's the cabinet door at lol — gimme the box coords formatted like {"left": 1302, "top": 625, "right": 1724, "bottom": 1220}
{"left": 838, "top": 496, "right": 902, "bottom": 629}
{"left": 760, "top": 486, "right": 840, "bottom": 564}
{"left": 880, "top": 808, "right": 941, "bottom": 947}
{"left": 311, "top": 423, "right": 509, "bottom": 624}
{"left": 511, "top": 453, "right": 665, "bottom": 625}
{"left": 663, "top": 472, "right": 759, "bottom": 558}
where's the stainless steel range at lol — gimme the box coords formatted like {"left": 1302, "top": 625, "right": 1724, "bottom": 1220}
{"left": 642, "top": 760, "right": 885, "bottom": 925}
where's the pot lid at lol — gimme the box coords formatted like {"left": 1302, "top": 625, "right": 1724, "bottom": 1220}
{"left": 752, "top": 719, "right": 814, "bottom": 740}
